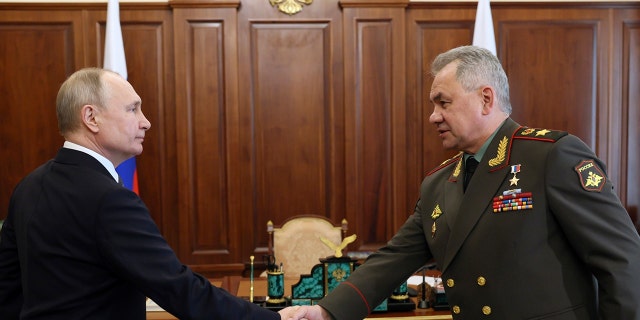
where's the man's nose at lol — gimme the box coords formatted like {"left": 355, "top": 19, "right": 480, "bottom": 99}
{"left": 140, "top": 113, "right": 151, "bottom": 130}
{"left": 429, "top": 110, "right": 442, "bottom": 124}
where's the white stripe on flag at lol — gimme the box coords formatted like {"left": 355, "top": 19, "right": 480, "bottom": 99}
{"left": 472, "top": 0, "right": 497, "bottom": 56}
{"left": 104, "top": 0, "right": 127, "bottom": 79}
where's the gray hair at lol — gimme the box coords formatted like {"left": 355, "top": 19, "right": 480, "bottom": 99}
{"left": 431, "top": 46, "right": 512, "bottom": 115}
{"left": 56, "top": 68, "right": 114, "bottom": 136}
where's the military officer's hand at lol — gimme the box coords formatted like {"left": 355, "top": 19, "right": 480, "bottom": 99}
{"left": 278, "top": 305, "right": 332, "bottom": 320}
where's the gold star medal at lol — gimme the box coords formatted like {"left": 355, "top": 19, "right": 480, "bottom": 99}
{"left": 509, "top": 164, "right": 521, "bottom": 186}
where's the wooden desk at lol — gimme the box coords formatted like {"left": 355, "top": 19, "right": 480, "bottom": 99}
{"left": 146, "top": 277, "right": 452, "bottom": 319}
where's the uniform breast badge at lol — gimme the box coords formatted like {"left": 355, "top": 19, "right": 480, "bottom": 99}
{"left": 493, "top": 189, "right": 533, "bottom": 213}
{"left": 574, "top": 159, "right": 606, "bottom": 192}
{"left": 431, "top": 204, "right": 443, "bottom": 238}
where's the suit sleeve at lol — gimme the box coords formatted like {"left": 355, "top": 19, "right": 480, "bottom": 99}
{"left": 94, "top": 188, "right": 279, "bottom": 320}
{"left": 318, "top": 205, "right": 432, "bottom": 320}
{"left": 546, "top": 135, "right": 640, "bottom": 319}
{"left": 0, "top": 199, "right": 23, "bottom": 319}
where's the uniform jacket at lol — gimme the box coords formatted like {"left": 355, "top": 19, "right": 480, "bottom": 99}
{"left": 318, "top": 118, "right": 640, "bottom": 319}
{"left": 0, "top": 148, "right": 279, "bottom": 320}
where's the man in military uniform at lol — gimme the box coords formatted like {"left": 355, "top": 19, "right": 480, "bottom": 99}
{"left": 282, "top": 45, "right": 640, "bottom": 319}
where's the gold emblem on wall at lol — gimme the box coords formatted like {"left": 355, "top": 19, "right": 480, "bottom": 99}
{"left": 269, "top": 0, "right": 313, "bottom": 15}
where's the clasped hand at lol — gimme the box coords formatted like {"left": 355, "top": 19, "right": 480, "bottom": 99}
{"left": 278, "top": 305, "right": 331, "bottom": 320}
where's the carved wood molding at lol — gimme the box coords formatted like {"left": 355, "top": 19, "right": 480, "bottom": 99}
{"left": 169, "top": 0, "right": 239, "bottom": 8}
{"left": 339, "top": 0, "right": 410, "bottom": 8}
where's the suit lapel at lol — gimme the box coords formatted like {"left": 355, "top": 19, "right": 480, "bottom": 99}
{"left": 441, "top": 119, "right": 522, "bottom": 272}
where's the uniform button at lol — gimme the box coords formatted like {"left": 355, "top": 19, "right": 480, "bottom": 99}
{"left": 452, "top": 305, "right": 461, "bottom": 314}
{"left": 446, "top": 278, "right": 455, "bottom": 287}
{"left": 477, "top": 276, "right": 486, "bottom": 286}
{"left": 482, "top": 305, "right": 492, "bottom": 315}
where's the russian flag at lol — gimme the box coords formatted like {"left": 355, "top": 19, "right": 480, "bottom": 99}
{"left": 104, "top": 0, "right": 139, "bottom": 194}
{"left": 472, "top": 0, "right": 497, "bottom": 56}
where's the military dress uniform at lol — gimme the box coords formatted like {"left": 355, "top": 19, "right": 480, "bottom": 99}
{"left": 317, "top": 118, "right": 640, "bottom": 319}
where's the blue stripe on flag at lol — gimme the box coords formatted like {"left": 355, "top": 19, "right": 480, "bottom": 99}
{"left": 116, "top": 157, "right": 136, "bottom": 191}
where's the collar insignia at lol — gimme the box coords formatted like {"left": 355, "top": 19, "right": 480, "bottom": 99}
{"left": 452, "top": 158, "right": 462, "bottom": 178}
{"left": 488, "top": 136, "right": 508, "bottom": 167}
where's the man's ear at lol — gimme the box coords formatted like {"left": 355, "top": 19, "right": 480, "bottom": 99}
{"left": 480, "top": 86, "right": 495, "bottom": 115}
{"left": 81, "top": 104, "right": 100, "bottom": 133}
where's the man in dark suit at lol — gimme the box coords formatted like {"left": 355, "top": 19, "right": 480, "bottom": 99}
{"left": 0, "top": 68, "right": 287, "bottom": 319}
{"left": 283, "top": 46, "right": 640, "bottom": 319}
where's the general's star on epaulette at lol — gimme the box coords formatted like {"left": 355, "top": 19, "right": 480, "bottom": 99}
{"left": 514, "top": 127, "right": 568, "bottom": 142}
{"left": 574, "top": 159, "right": 606, "bottom": 192}
{"left": 535, "top": 129, "right": 551, "bottom": 136}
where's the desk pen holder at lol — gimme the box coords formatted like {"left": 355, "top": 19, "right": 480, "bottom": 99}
{"left": 390, "top": 281, "right": 409, "bottom": 301}
{"left": 266, "top": 270, "right": 286, "bottom": 304}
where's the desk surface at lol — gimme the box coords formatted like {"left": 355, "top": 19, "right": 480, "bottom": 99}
{"left": 147, "top": 276, "right": 452, "bottom": 319}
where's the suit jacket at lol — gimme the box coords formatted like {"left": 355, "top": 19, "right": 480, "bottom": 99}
{"left": 318, "top": 118, "right": 640, "bottom": 319}
{"left": 0, "top": 148, "right": 279, "bottom": 320}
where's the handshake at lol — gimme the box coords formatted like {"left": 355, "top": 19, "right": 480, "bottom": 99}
{"left": 278, "top": 305, "right": 331, "bottom": 320}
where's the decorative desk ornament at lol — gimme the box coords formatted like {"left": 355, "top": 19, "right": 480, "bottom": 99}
{"left": 266, "top": 268, "right": 286, "bottom": 305}
{"left": 390, "top": 281, "right": 409, "bottom": 301}
{"left": 384, "top": 280, "right": 416, "bottom": 312}
{"left": 320, "top": 234, "right": 357, "bottom": 258}
{"left": 265, "top": 254, "right": 286, "bottom": 305}
{"left": 416, "top": 276, "right": 449, "bottom": 311}
{"left": 249, "top": 255, "right": 255, "bottom": 303}
{"left": 417, "top": 266, "right": 429, "bottom": 309}
{"left": 290, "top": 233, "right": 358, "bottom": 306}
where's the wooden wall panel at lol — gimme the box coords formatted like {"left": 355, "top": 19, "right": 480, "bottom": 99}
{"left": 0, "top": 9, "right": 84, "bottom": 222}
{"left": 343, "top": 3, "right": 408, "bottom": 250}
{"left": 504, "top": 22, "right": 598, "bottom": 146}
{"left": 251, "top": 22, "right": 331, "bottom": 238}
{"left": 236, "top": 0, "right": 346, "bottom": 264}
{"left": 619, "top": 10, "right": 640, "bottom": 228}
{"left": 173, "top": 6, "right": 243, "bottom": 271}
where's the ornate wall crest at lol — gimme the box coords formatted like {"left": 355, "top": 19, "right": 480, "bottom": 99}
{"left": 269, "top": 0, "right": 313, "bottom": 15}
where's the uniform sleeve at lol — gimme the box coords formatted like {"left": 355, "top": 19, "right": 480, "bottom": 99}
{"left": 95, "top": 188, "right": 279, "bottom": 320}
{"left": 546, "top": 135, "right": 640, "bottom": 319}
{"left": 318, "top": 207, "right": 432, "bottom": 320}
